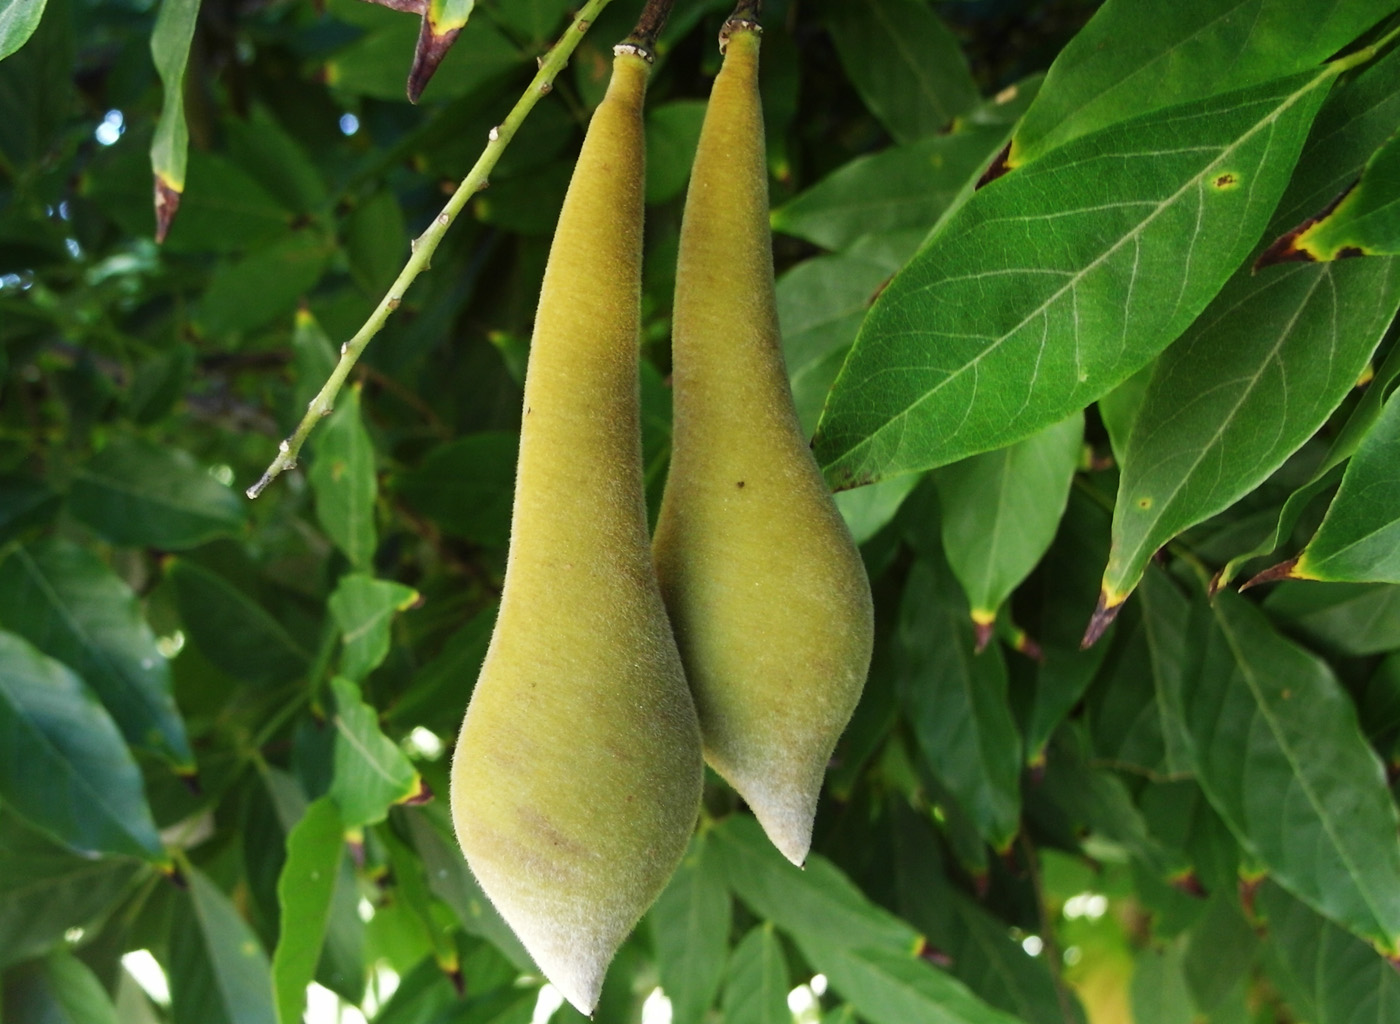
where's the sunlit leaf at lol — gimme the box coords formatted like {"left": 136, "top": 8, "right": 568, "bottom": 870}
{"left": 272, "top": 797, "right": 345, "bottom": 1024}
{"left": 330, "top": 676, "right": 420, "bottom": 829}
{"left": 328, "top": 573, "right": 419, "bottom": 682}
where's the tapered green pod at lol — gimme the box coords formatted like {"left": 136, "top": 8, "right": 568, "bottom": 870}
{"left": 653, "top": 18, "right": 873, "bottom": 867}
{"left": 450, "top": 48, "right": 702, "bottom": 1016}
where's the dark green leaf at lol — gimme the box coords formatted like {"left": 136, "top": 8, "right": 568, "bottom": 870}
{"left": 272, "top": 796, "right": 345, "bottom": 1024}
{"left": 813, "top": 69, "right": 1338, "bottom": 488}
{"left": 330, "top": 676, "right": 420, "bottom": 829}
{"left": 69, "top": 437, "right": 245, "bottom": 550}
{"left": 345, "top": 190, "right": 408, "bottom": 295}
{"left": 824, "top": 0, "right": 977, "bottom": 143}
{"left": 897, "top": 559, "right": 1022, "bottom": 850}
{"left": 0, "top": 0, "right": 70, "bottom": 169}
{"left": 0, "top": 630, "right": 163, "bottom": 860}
{"left": 1264, "top": 581, "right": 1400, "bottom": 656}
{"left": 1257, "top": 880, "right": 1400, "bottom": 1023}
{"left": 310, "top": 383, "right": 378, "bottom": 570}
{"left": 0, "top": 473, "right": 60, "bottom": 546}
{"left": 225, "top": 107, "right": 329, "bottom": 216}
{"left": 170, "top": 866, "right": 277, "bottom": 1024}
{"left": 391, "top": 432, "right": 516, "bottom": 548}
{"left": 1273, "top": 128, "right": 1400, "bottom": 260}
{"left": 325, "top": 18, "right": 518, "bottom": 102}
{"left": 328, "top": 573, "right": 418, "bottom": 682}
{"left": 645, "top": 101, "right": 706, "bottom": 205}
{"left": 1103, "top": 256, "right": 1400, "bottom": 609}
{"left": 39, "top": 949, "right": 121, "bottom": 1024}
{"left": 647, "top": 830, "right": 731, "bottom": 1024}
{"left": 1181, "top": 891, "right": 1258, "bottom": 1013}
{"left": 1187, "top": 591, "right": 1400, "bottom": 952}
{"left": 0, "top": 539, "right": 192, "bottom": 768}
{"left": 0, "top": 810, "right": 141, "bottom": 969}
{"left": 167, "top": 558, "right": 312, "bottom": 687}
{"left": 0, "top": 0, "right": 47, "bottom": 61}
{"left": 772, "top": 128, "right": 1007, "bottom": 253}
{"left": 1128, "top": 939, "right": 1193, "bottom": 1024}
{"left": 722, "top": 925, "right": 790, "bottom": 1024}
{"left": 935, "top": 412, "right": 1082, "bottom": 624}
{"left": 1012, "top": 0, "right": 1396, "bottom": 164}
{"left": 198, "top": 231, "right": 332, "bottom": 336}
{"left": 834, "top": 473, "right": 922, "bottom": 546}
{"left": 712, "top": 814, "right": 922, "bottom": 954}
{"left": 1291, "top": 391, "right": 1400, "bottom": 582}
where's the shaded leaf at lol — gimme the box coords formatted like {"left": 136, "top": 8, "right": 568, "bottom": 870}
{"left": 0, "top": 810, "right": 141, "bottom": 969}
{"left": 328, "top": 573, "right": 419, "bottom": 682}
{"left": 198, "top": 230, "right": 333, "bottom": 336}
{"left": 391, "top": 432, "right": 516, "bottom": 548}
{"left": 167, "top": 558, "right": 312, "bottom": 687}
{"left": 814, "top": 69, "right": 1337, "bottom": 488}
{"left": 1011, "top": 0, "right": 1397, "bottom": 165}
{"left": 772, "top": 128, "right": 1007, "bottom": 253}
{"left": 835, "top": 473, "right": 922, "bottom": 546}
{"left": 310, "top": 383, "right": 378, "bottom": 570}
{"left": 1290, "top": 392, "right": 1400, "bottom": 582}
{"left": 1102, "top": 256, "right": 1400, "bottom": 616}
{"left": 897, "top": 558, "right": 1022, "bottom": 850}
{"left": 647, "top": 830, "right": 732, "bottom": 1024}
{"left": 935, "top": 412, "right": 1082, "bottom": 626}
{"left": 645, "top": 100, "right": 706, "bottom": 205}
{"left": 170, "top": 866, "right": 277, "bottom": 1024}
{"left": 69, "top": 437, "right": 245, "bottom": 549}
{"left": 325, "top": 16, "right": 517, "bottom": 102}
{"left": 0, "top": 630, "right": 163, "bottom": 860}
{"left": 1187, "top": 591, "right": 1400, "bottom": 952}
{"left": 0, "top": 473, "right": 60, "bottom": 546}
{"left": 345, "top": 189, "right": 408, "bottom": 295}
{"left": 330, "top": 676, "right": 420, "bottom": 829}
{"left": 0, "top": 538, "right": 192, "bottom": 769}
{"left": 722, "top": 925, "right": 790, "bottom": 1024}
{"left": 1128, "top": 939, "right": 1193, "bottom": 1024}
{"left": 1264, "top": 580, "right": 1400, "bottom": 656}
{"left": 1257, "top": 880, "right": 1400, "bottom": 1023}
{"left": 824, "top": 0, "right": 977, "bottom": 143}
{"left": 41, "top": 949, "right": 122, "bottom": 1024}
{"left": 272, "top": 796, "right": 346, "bottom": 1024}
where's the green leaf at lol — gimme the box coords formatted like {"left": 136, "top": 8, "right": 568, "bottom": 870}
{"left": 824, "top": 0, "right": 977, "bottom": 143}
{"left": 40, "top": 948, "right": 122, "bottom": 1024}
{"left": 149, "top": 0, "right": 200, "bottom": 231}
{"left": 813, "top": 68, "right": 1338, "bottom": 488}
{"left": 0, "top": 0, "right": 48, "bottom": 62}
{"left": 1187, "top": 591, "right": 1400, "bottom": 953}
{"left": 0, "top": 539, "right": 192, "bottom": 769}
{"left": 1272, "top": 128, "right": 1400, "bottom": 260}
{"left": 1181, "top": 891, "right": 1258, "bottom": 1013}
{"left": 0, "top": 0, "right": 69, "bottom": 169}
{"left": 167, "top": 558, "right": 312, "bottom": 687}
{"left": 712, "top": 814, "right": 922, "bottom": 955}
{"left": 224, "top": 107, "right": 329, "bottom": 216}
{"left": 771, "top": 128, "right": 1007, "bottom": 253}
{"left": 647, "top": 830, "right": 732, "bottom": 1024}
{"left": 935, "top": 412, "right": 1082, "bottom": 625}
{"left": 325, "top": 17, "right": 518, "bottom": 102}
{"left": 795, "top": 941, "right": 1023, "bottom": 1024}
{"left": 198, "top": 230, "right": 333, "bottom": 336}
{"left": 897, "top": 558, "right": 1022, "bottom": 850}
{"left": 390, "top": 432, "right": 516, "bottom": 548}
{"left": 328, "top": 573, "right": 418, "bottom": 682}
{"left": 1128, "top": 939, "right": 1193, "bottom": 1024}
{"left": 171, "top": 866, "right": 277, "bottom": 1024}
{"left": 1102, "top": 256, "right": 1400, "bottom": 612}
{"left": 330, "top": 676, "right": 420, "bottom": 829}
{"left": 272, "top": 796, "right": 346, "bottom": 1024}
{"left": 1256, "top": 880, "right": 1400, "bottom": 1023}
{"left": 645, "top": 101, "right": 706, "bottom": 205}
{"left": 835, "top": 473, "right": 922, "bottom": 546}
{"left": 378, "top": 823, "right": 458, "bottom": 972}
{"left": 1011, "top": 0, "right": 1397, "bottom": 165}
{"left": 0, "top": 630, "right": 163, "bottom": 860}
{"left": 777, "top": 247, "right": 896, "bottom": 437}
{"left": 1263, "top": 581, "right": 1400, "bottom": 656}
{"left": 0, "top": 810, "right": 141, "bottom": 969}
{"left": 310, "top": 384, "right": 378, "bottom": 570}
{"left": 69, "top": 437, "right": 245, "bottom": 549}
{"left": 345, "top": 189, "right": 408, "bottom": 295}
{"left": 722, "top": 925, "right": 790, "bottom": 1024}
{"left": 1291, "top": 392, "right": 1400, "bottom": 582}
{"left": 0, "top": 473, "right": 59, "bottom": 546}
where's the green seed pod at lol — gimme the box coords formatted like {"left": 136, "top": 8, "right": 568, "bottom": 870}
{"left": 653, "top": 20, "right": 874, "bottom": 867}
{"left": 450, "top": 48, "right": 703, "bottom": 1016}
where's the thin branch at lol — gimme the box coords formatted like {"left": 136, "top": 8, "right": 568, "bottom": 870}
{"left": 247, "top": 0, "right": 617, "bottom": 499}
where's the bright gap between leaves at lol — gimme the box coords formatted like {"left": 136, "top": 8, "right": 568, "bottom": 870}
{"left": 1063, "top": 892, "right": 1109, "bottom": 920}
{"left": 120, "top": 950, "right": 169, "bottom": 1005}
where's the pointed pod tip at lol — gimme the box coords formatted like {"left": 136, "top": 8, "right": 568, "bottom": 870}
{"left": 1080, "top": 589, "right": 1125, "bottom": 649}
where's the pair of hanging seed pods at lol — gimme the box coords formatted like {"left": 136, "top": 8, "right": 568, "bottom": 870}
{"left": 449, "top": 11, "right": 874, "bottom": 1015}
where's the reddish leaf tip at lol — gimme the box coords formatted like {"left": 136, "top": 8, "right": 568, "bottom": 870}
{"left": 1080, "top": 590, "right": 1124, "bottom": 648}
{"left": 975, "top": 140, "right": 1014, "bottom": 190}
{"left": 1239, "top": 556, "right": 1299, "bottom": 592}
{"left": 972, "top": 618, "right": 994, "bottom": 653}
{"left": 153, "top": 176, "right": 182, "bottom": 244}
{"left": 406, "top": 19, "right": 463, "bottom": 103}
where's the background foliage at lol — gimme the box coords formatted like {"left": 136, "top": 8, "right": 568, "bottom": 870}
{"left": 3, "top": 0, "right": 1400, "bottom": 1022}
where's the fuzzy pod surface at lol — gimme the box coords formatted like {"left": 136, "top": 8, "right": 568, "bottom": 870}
{"left": 450, "top": 49, "right": 703, "bottom": 1015}
{"left": 653, "top": 24, "right": 873, "bottom": 867}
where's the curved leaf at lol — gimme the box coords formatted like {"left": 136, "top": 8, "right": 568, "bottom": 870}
{"left": 0, "top": 0, "right": 48, "bottom": 62}
{"left": 1266, "top": 128, "right": 1400, "bottom": 261}
{"left": 149, "top": 0, "right": 200, "bottom": 240}
{"left": 1187, "top": 592, "right": 1400, "bottom": 952}
{"left": 330, "top": 676, "right": 420, "bottom": 829}
{"left": 272, "top": 797, "right": 346, "bottom": 1024}
{"left": 171, "top": 866, "right": 277, "bottom": 1024}
{"left": 0, "top": 539, "right": 192, "bottom": 768}
{"left": 69, "top": 437, "right": 245, "bottom": 549}
{"left": 722, "top": 925, "right": 790, "bottom": 1024}
{"left": 648, "top": 831, "right": 732, "bottom": 1024}
{"left": 328, "top": 574, "right": 419, "bottom": 682}
{"left": 0, "top": 630, "right": 163, "bottom": 860}
{"left": 813, "top": 68, "right": 1338, "bottom": 488}
{"left": 310, "top": 383, "right": 377, "bottom": 570}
